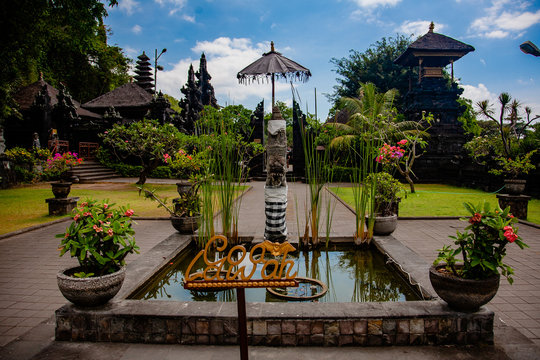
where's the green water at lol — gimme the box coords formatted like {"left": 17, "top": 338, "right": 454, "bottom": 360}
{"left": 131, "top": 243, "right": 422, "bottom": 303}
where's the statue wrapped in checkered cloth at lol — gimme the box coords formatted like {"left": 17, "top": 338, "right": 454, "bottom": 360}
{"left": 264, "top": 106, "right": 288, "bottom": 241}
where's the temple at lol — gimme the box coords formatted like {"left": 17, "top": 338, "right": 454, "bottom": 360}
{"left": 394, "top": 22, "right": 475, "bottom": 181}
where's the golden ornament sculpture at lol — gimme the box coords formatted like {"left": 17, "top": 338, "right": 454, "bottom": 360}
{"left": 183, "top": 235, "right": 298, "bottom": 290}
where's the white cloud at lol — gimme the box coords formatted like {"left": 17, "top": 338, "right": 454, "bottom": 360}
{"left": 157, "top": 37, "right": 296, "bottom": 105}
{"left": 131, "top": 25, "right": 142, "bottom": 34}
{"left": 182, "top": 14, "right": 196, "bottom": 23}
{"left": 397, "top": 20, "right": 446, "bottom": 36}
{"left": 118, "top": 0, "right": 140, "bottom": 15}
{"left": 469, "top": 1, "right": 540, "bottom": 38}
{"left": 459, "top": 83, "right": 498, "bottom": 108}
{"left": 350, "top": 0, "right": 401, "bottom": 8}
{"left": 154, "top": 0, "right": 188, "bottom": 15}
{"left": 123, "top": 46, "right": 140, "bottom": 58}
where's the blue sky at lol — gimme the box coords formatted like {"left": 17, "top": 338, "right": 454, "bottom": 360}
{"left": 105, "top": 0, "right": 540, "bottom": 120}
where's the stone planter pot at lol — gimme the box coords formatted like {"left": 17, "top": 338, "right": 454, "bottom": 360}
{"left": 57, "top": 266, "right": 125, "bottom": 307}
{"left": 504, "top": 179, "right": 526, "bottom": 195}
{"left": 51, "top": 181, "right": 72, "bottom": 199}
{"left": 171, "top": 215, "right": 200, "bottom": 234}
{"left": 429, "top": 265, "right": 500, "bottom": 312}
{"left": 176, "top": 180, "right": 192, "bottom": 197}
{"left": 373, "top": 214, "right": 398, "bottom": 236}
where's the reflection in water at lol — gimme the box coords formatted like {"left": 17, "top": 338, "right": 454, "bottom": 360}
{"left": 132, "top": 243, "right": 420, "bottom": 303}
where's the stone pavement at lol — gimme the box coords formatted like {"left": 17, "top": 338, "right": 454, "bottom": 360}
{"left": 0, "top": 179, "right": 539, "bottom": 359}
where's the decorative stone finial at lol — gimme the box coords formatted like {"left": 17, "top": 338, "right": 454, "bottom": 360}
{"left": 271, "top": 105, "right": 283, "bottom": 120}
{"left": 271, "top": 41, "right": 275, "bottom": 52}
{"left": 429, "top": 21, "right": 435, "bottom": 33}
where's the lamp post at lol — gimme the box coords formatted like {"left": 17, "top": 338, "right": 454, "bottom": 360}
{"left": 154, "top": 48, "right": 167, "bottom": 94}
{"left": 520, "top": 41, "right": 540, "bottom": 57}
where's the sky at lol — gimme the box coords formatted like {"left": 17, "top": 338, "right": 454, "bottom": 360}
{"left": 104, "top": 0, "right": 540, "bottom": 121}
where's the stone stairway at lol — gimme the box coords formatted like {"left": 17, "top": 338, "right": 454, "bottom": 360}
{"left": 71, "top": 160, "right": 121, "bottom": 183}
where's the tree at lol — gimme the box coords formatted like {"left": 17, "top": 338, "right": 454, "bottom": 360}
{"left": 0, "top": 0, "right": 130, "bottom": 125}
{"left": 330, "top": 35, "right": 416, "bottom": 112}
{"left": 101, "top": 120, "right": 186, "bottom": 185}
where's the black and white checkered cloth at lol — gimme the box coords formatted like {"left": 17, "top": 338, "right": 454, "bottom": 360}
{"left": 264, "top": 200, "right": 287, "bottom": 240}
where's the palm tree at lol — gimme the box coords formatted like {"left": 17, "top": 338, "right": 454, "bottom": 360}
{"left": 326, "top": 82, "right": 419, "bottom": 152}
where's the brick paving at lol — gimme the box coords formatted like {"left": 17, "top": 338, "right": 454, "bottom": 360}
{"left": 0, "top": 179, "right": 539, "bottom": 359}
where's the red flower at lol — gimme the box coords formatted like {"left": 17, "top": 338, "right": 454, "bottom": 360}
{"left": 107, "top": 229, "right": 114, "bottom": 237}
{"left": 469, "top": 213, "right": 482, "bottom": 224}
{"left": 125, "top": 209, "right": 135, "bottom": 217}
{"left": 397, "top": 139, "right": 408, "bottom": 145}
{"left": 73, "top": 214, "right": 80, "bottom": 221}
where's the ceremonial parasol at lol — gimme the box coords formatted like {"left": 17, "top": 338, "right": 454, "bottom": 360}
{"left": 237, "top": 41, "right": 311, "bottom": 107}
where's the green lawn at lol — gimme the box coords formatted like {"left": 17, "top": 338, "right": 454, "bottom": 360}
{"left": 0, "top": 183, "right": 247, "bottom": 235}
{"left": 329, "top": 183, "right": 540, "bottom": 224}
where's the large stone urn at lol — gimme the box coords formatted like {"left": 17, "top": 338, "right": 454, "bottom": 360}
{"left": 429, "top": 265, "right": 500, "bottom": 312}
{"left": 373, "top": 215, "right": 398, "bottom": 236}
{"left": 57, "top": 266, "right": 126, "bottom": 307}
{"left": 51, "top": 181, "right": 72, "bottom": 199}
{"left": 504, "top": 179, "right": 526, "bottom": 195}
{"left": 170, "top": 215, "right": 200, "bottom": 234}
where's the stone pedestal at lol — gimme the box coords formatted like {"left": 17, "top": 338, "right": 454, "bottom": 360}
{"left": 496, "top": 194, "right": 531, "bottom": 219}
{"left": 46, "top": 197, "right": 79, "bottom": 216}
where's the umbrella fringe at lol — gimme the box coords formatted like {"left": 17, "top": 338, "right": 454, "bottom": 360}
{"left": 237, "top": 71, "right": 311, "bottom": 85}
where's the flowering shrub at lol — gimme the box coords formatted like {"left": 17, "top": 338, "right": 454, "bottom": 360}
{"left": 164, "top": 148, "right": 209, "bottom": 179}
{"left": 375, "top": 140, "right": 406, "bottom": 166}
{"left": 44, "top": 152, "right": 83, "bottom": 179}
{"left": 434, "top": 202, "right": 527, "bottom": 284}
{"left": 5, "top": 147, "right": 35, "bottom": 166}
{"left": 56, "top": 199, "right": 139, "bottom": 277}
{"left": 489, "top": 151, "right": 536, "bottom": 179}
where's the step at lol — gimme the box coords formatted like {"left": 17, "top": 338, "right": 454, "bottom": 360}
{"left": 72, "top": 168, "right": 117, "bottom": 175}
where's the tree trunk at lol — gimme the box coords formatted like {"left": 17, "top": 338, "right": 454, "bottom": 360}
{"left": 405, "top": 172, "right": 415, "bottom": 193}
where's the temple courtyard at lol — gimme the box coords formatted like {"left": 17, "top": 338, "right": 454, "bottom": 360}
{"left": 0, "top": 180, "right": 539, "bottom": 359}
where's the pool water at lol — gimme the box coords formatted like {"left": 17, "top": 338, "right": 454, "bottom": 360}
{"left": 130, "top": 242, "right": 422, "bottom": 303}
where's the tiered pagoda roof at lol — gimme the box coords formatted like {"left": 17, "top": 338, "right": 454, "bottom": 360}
{"left": 134, "top": 52, "right": 154, "bottom": 93}
{"left": 394, "top": 23, "right": 475, "bottom": 67}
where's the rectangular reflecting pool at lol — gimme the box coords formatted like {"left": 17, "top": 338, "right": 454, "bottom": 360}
{"left": 130, "top": 243, "right": 422, "bottom": 302}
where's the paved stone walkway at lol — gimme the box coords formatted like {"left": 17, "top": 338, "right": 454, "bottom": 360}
{"left": 0, "top": 179, "right": 539, "bottom": 359}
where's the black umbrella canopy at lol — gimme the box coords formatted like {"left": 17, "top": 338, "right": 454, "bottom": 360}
{"left": 237, "top": 41, "right": 311, "bottom": 106}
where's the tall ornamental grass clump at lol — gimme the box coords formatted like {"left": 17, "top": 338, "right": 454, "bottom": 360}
{"left": 196, "top": 106, "right": 263, "bottom": 246}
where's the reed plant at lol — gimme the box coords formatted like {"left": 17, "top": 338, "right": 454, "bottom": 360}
{"left": 299, "top": 118, "right": 334, "bottom": 247}
{"left": 197, "top": 107, "right": 262, "bottom": 246}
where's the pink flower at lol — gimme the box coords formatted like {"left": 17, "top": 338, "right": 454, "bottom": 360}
{"left": 103, "top": 204, "right": 108, "bottom": 210}
{"left": 83, "top": 212, "right": 92, "bottom": 217}
{"left": 73, "top": 214, "right": 80, "bottom": 221}
{"left": 503, "top": 226, "right": 513, "bottom": 232}
{"left": 93, "top": 225, "right": 103, "bottom": 233}
{"left": 107, "top": 213, "right": 113, "bottom": 219}
{"left": 107, "top": 229, "right": 114, "bottom": 236}
{"left": 163, "top": 154, "right": 171, "bottom": 163}
{"left": 125, "top": 140, "right": 129, "bottom": 143}
{"left": 504, "top": 230, "right": 517, "bottom": 243}
{"left": 125, "top": 209, "right": 135, "bottom": 217}
{"left": 397, "top": 139, "right": 408, "bottom": 145}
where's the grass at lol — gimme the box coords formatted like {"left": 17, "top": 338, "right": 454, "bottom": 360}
{"left": 330, "top": 183, "right": 540, "bottom": 225}
{"left": 0, "top": 183, "right": 247, "bottom": 235}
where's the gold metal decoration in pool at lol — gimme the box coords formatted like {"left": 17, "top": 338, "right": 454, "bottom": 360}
{"left": 183, "top": 235, "right": 299, "bottom": 290}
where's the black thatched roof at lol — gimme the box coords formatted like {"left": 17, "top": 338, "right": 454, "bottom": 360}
{"left": 82, "top": 82, "right": 153, "bottom": 109}
{"left": 13, "top": 78, "right": 101, "bottom": 119}
{"left": 237, "top": 42, "right": 311, "bottom": 84}
{"left": 394, "top": 23, "right": 474, "bottom": 67}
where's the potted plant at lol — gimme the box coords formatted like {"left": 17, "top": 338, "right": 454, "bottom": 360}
{"left": 45, "top": 152, "right": 83, "bottom": 198}
{"left": 430, "top": 202, "right": 528, "bottom": 311}
{"left": 366, "top": 171, "right": 404, "bottom": 235}
{"left": 139, "top": 181, "right": 201, "bottom": 234}
{"left": 56, "top": 199, "right": 139, "bottom": 307}
{"left": 489, "top": 151, "right": 536, "bottom": 195}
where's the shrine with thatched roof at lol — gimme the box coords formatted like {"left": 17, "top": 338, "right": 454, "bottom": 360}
{"left": 394, "top": 22, "right": 475, "bottom": 182}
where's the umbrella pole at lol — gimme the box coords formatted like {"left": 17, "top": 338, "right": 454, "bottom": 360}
{"left": 271, "top": 73, "right": 275, "bottom": 108}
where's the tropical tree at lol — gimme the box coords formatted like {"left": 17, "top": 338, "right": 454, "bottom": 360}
{"left": 101, "top": 120, "right": 187, "bottom": 185}
{"left": 330, "top": 35, "right": 416, "bottom": 112}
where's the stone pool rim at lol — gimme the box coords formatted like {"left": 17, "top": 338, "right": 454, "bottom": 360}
{"left": 55, "top": 233, "right": 495, "bottom": 346}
